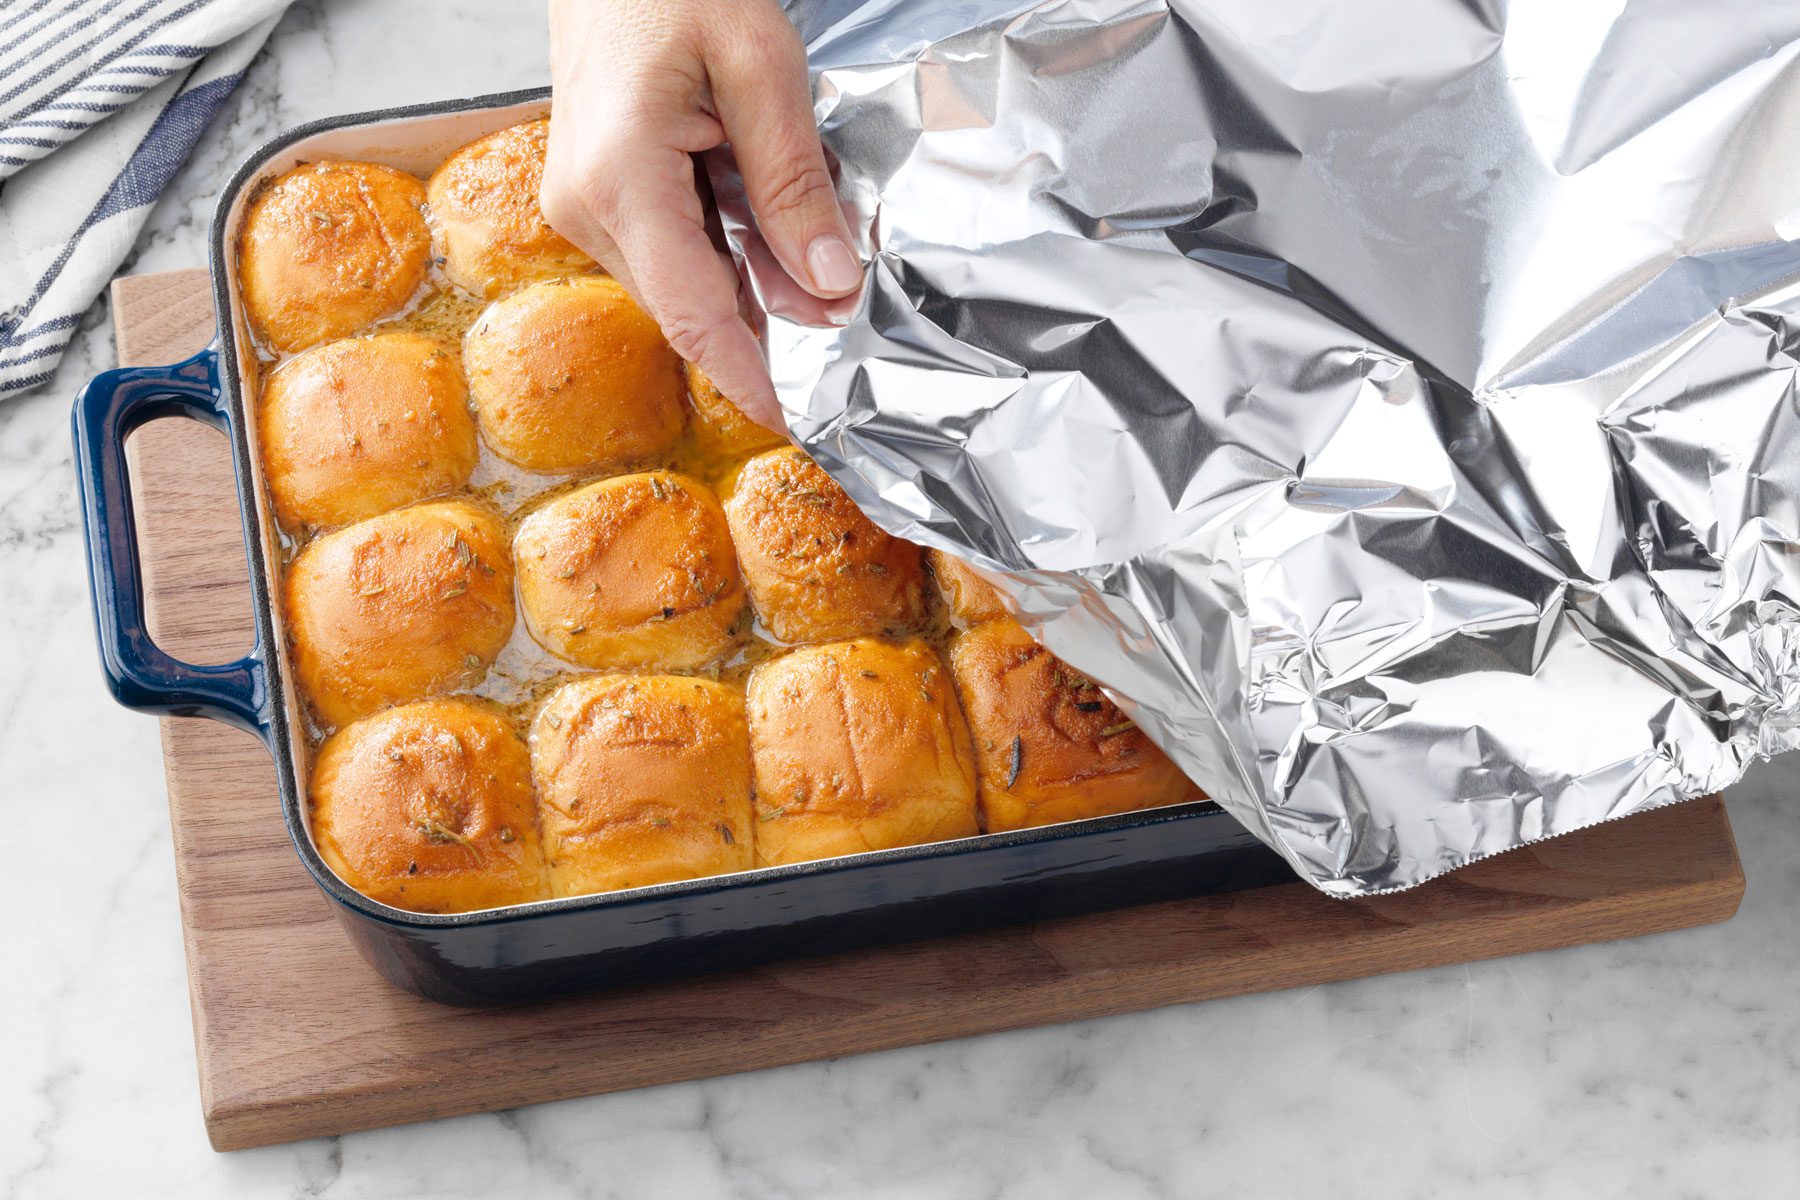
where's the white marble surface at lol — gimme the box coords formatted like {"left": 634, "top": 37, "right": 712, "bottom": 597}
{"left": 3, "top": 2, "right": 1799, "bottom": 1195}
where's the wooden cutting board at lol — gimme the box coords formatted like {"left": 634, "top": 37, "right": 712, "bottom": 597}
{"left": 113, "top": 268, "right": 1747, "bottom": 1153}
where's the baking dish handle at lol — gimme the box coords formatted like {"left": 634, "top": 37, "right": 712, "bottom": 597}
{"left": 72, "top": 346, "right": 271, "bottom": 739}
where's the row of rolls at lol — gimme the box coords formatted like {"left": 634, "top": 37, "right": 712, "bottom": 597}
{"left": 313, "top": 612, "right": 1195, "bottom": 914}
{"left": 240, "top": 117, "right": 1199, "bottom": 914}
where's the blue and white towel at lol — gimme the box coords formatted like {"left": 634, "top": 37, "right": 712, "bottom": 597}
{"left": 0, "top": 0, "right": 291, "bottom": 401}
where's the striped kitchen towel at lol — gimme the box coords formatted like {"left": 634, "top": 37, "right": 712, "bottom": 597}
{"left": 0, "top": 0, "right": 292, "bottom": 401}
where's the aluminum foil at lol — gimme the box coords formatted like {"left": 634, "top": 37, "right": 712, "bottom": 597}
{"left": 709, "top": 0, "right": 1800, "bottom": 896}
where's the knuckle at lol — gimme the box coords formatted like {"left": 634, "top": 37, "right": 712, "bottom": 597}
{"left": 575, "top": 160, "right": 628, "bottom": 222}
{"left": 732, "top": 21, "right": 793, "bottom": 69}
{"left": 658, "top": 310, "right": 730, "bottom": 365}
{"left": 537, "top": 176, "right": 580, "bottom": 227}
{"left": 540, "top": 135, "right": 611, "bottom": 217}
{"left": 756, "top": 162, "right": 836, "bottom": 223}
{"left": 724, "top": 2, "right": 802, "bottom": 65}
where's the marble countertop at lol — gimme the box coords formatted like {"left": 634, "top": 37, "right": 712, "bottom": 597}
{"left": 3, "top": 1, "right": 1798, "bottom": 1195}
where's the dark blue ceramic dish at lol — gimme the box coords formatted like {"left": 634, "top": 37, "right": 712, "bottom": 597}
{"left": 71, "top": 89, "right": 1295, "bottom": 1006}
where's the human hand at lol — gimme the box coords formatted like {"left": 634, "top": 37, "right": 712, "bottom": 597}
{"left": 542, "top": 0, "right": 859, "bottom": 432}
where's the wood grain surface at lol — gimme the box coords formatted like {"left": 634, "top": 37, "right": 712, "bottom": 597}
{"left": 111, "top": 269, "right": 1748, "bottom": 1153}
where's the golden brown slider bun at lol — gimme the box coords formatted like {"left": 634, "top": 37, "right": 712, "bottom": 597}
{"left": 927, "top": 548, "right": 1008, "bottom": 625}
{"left": 463, "top": 276, "right": 685, "bottom": 472}
{"left": 286, "top": 500, "right": 515, "bottom": 729}
{"left": 530, "top": 675, "right": 753, "bottom": 897}
{"left": 686, "top": 364, "right": 784, "bottom": 456}
{"left": 238, "top": 160, "right": 432, "bottom": 352}
{"left": 427, "top": 118, "right": 594, "bottom": 298}
{"left": 309, "top": 699, "right": 548, "bottom": 913}
{"left": 723, "top": 447, "right": 927, "bottom": 643}
{"left": 946, "top": 618, "right": 1194, "bottom": 833}
{"left": 746, "top": 638, "right": 978, "bottom": 865}
{"left": 514, "top": 471, "right": 746, "bottom": 670}
{"left": 259, "top": 331, "right": 478, "bottom": 531}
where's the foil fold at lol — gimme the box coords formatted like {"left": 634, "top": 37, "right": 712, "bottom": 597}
{"left": 711, "top": 0, "right": 1800, "bottom": 895}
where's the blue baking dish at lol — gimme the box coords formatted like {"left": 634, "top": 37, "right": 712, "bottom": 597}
{"left": 71, "top": 88, "right": 1296, "bottom": 1007}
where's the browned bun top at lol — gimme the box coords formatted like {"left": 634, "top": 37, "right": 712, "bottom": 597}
{"left": 745, "top": 638, "right": 978, "bottom": 865}
{"left": 685, "top": 363, "right": 784, "bottom": 456}
{"left": 514, "top": 471, "right": 746, "bottom": 671}
{"left": 309, "top": 698, "right": 548, "bottom": 913}
{"left": 238, "top": 160, "right": 431, "bottom": 352}
{"left": 927, "top": 548, "right": 1008, "bottom": 626}
{"left": 427, "top": 118, "right": 595, "bottom": 298}
{"left": 284, "top": 499, "right": 515, "bottom": 730}
{"left": 529, "top": 674, "right": 753, "bottom": 896}
{"left": 723, "top": 447, "right": 927, "bottom": 643}
{"left": 259, "top": 331, "right": 477, "bottom": 531}
{"left": 946, "top": 618, "right": 1194, "bottom": 833}
{"left": 463, "top": 276, "right": 685, "bottom": 472}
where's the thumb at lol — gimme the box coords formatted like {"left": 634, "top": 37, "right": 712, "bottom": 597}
{"left": 706, "top": 10, "right": 861, "bottom": 299}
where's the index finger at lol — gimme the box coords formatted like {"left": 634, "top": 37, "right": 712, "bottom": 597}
{"left": 596, "top": 147, "right": 783, "bottom": 433}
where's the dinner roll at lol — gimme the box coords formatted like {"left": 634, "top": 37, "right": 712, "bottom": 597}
{"left": 259, "top": 331, "right": 478, "bottom": 531}
{"left": 723, "top": 447, "right": 927, "bottom": 643}
{"left": 309, "top": 699, "right": 548, "bottom": 913}
{"left": 427, "top": 118, "right": 594, "bottom": 298}
{"left": 686, "top": 364, "right": 783, "bottom": 456}
{"left": 238, "top": 160, "right": 432, "bottom": 352}
{"left": 530, "top": 675, "right": 753, "bottom": 896}
{"left": 286, "top": 499, "right": 515, "bottom": 729}
{"left": 927, "top": 548, "right": 1008, "bottom": 625}
{"left": 514, "top": 471, "right": 746, "bottom": 670}
{"left": 946, "top": 618, "right": 1193, "bottom": 832}
{"left": 463, "top": 276, "right": 685, "bottom": 472}
{"left": 746, "top": 638, "right": 978, "bottom": 865}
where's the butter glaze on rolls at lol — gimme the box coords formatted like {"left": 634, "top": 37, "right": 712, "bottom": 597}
{"left": 724, "top": 447, "right": 927, "bottom": 643}
{"left": 514, "top": 470, "right": 746, "bottom": 671}
{"left": 947, "top": 618, "right": 1195, "bottom": 832}
{"left": 259, "top": 331, "right": 477, "bottom": 531}
{"left": 530, "top": 675, "right": 753, "bottom": 896}
{"left": 927, "top": 548, "right": 1008, "bottom": 626}
{"left": 238, "top": 160, "right": 432, "bottom": 352}
{"left": 463, "top": 276, "right": 685, "bottom": 472}
{"left": 309, "top": 699, "right": 549, "bottom": 913}
{"left": 746, "top": 638, "right": 978, "bottom": 865}
{"left": 285, "top": 499, "right": 515, "bottom": 729}
{"left": 427, "top": 118, "right": 594, "bottom": 298}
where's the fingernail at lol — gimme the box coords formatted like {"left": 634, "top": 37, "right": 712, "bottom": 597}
{"left": 806, "top": 235, "right": 861, "bottom": 295}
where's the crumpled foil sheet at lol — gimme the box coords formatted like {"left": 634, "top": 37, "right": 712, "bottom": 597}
{"left": 709, "top": 0, "right": 1800, "bottom": 896}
